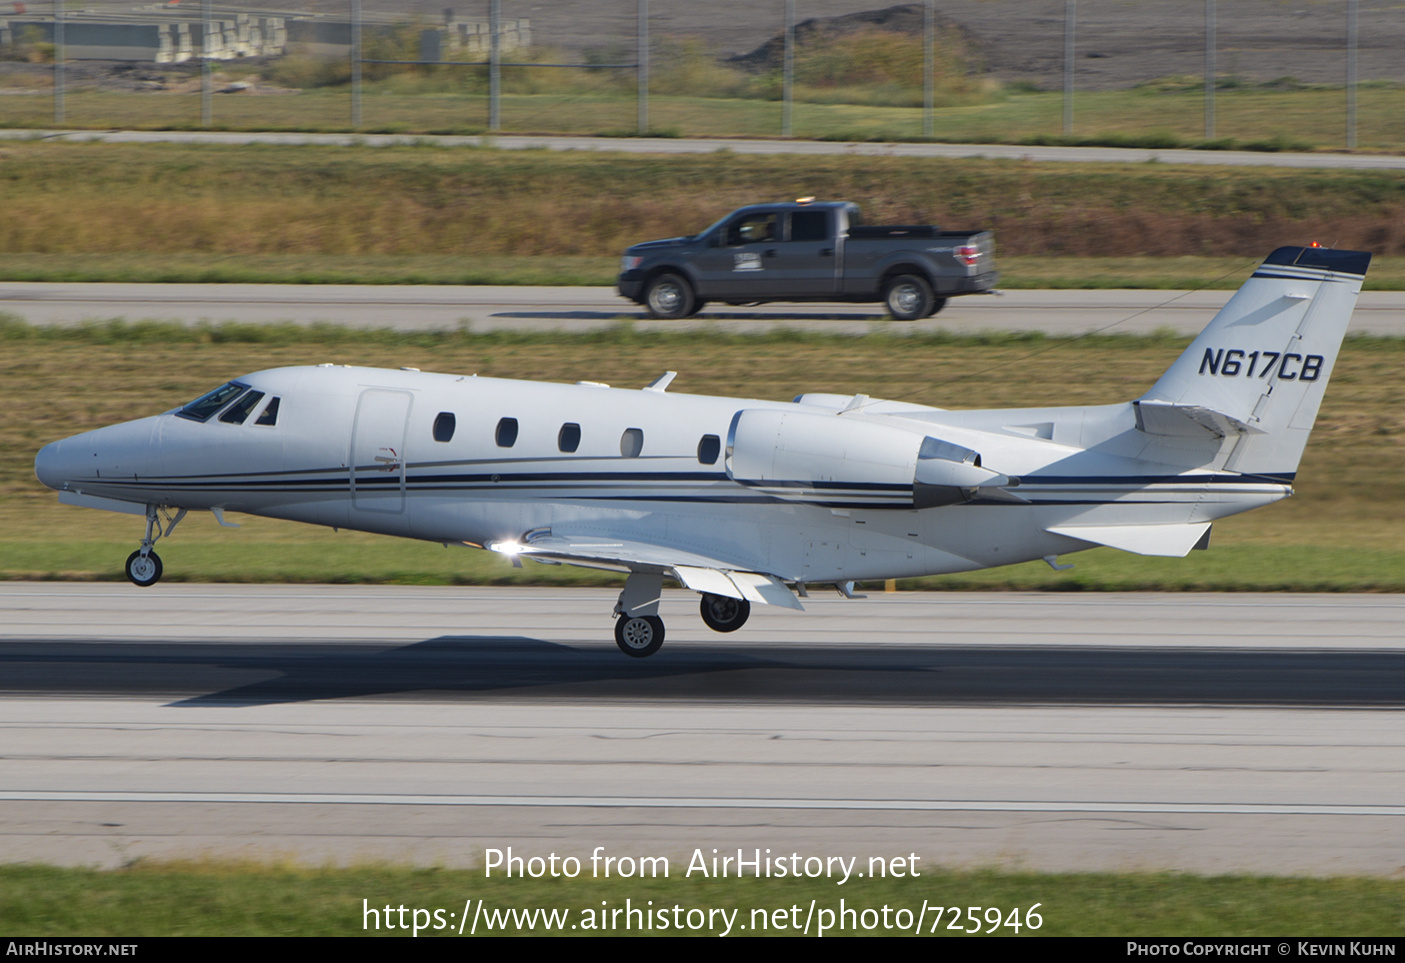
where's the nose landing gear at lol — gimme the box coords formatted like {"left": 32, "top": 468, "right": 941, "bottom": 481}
{"left": 125, "top": 549, "right": 163, "bottom": 587}
{"left": 126, "top": 504, "right": 185, "bottom": 587}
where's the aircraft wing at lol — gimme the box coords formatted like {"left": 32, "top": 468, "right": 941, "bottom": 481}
{"left": 488, "top": 533, "right": 804, "bottom": 610}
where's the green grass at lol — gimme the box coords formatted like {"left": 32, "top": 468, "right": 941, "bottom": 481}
{"left": 4, "top": 83, "right": 1405, "bottom": 151}
{"left": 6, "top": 323, "right": 1405, "bottom": 590}
{"left": 3, "top": 142, "right": 1405, "bottom": 270}
{"left": 1, "top": 862, "right": 1401, "bottom": 936}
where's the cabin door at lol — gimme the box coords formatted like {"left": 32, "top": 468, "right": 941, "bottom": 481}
{"left": 350, "top": 389, "right": 412, "bottom": 513}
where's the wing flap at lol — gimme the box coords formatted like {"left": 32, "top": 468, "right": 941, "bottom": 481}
{"left": 672, "top": 565, "right": 746, "bottom": 600}
{"left": 493, "top": 533, "right": 803, "bottom": 609}
{"left": 1046, "top": 522, "right": 1212, "bottom": 558}
{"left": 728, "top": 571, "right": 806, "bottom": 611}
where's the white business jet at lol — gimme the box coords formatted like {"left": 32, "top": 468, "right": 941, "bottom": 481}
{"left": 35, "top": 246, "right": 1368, "bottom": 657}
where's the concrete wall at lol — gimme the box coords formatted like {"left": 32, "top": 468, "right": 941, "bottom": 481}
{"left": 0, "top": 15, "right": 287, "bottom": 62}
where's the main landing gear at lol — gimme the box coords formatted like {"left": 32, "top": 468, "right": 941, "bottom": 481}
{"left": 611, "top": 573, "right": 756, "bottom": 658}
{"left": 699, "top": 593, "right": 750, "bottom": 633}
{"left": 614, "top": 614, "right": 665, "bottom": 658}
{"left": 125, "top": 504, "right": 186, "bottom": 587}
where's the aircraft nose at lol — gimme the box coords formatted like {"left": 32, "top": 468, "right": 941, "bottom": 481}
{"left": 34, "top": 439, "right": 69, "bottom": 491}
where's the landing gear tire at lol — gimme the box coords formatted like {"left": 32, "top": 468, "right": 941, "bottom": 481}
{"left": 125, "top": 550, "right": 163, "bottom": 587}
{"left": 699, "top": 594, "right": 750, "bottom": 633}
{"left": 926, "top": 296, "right": 948, "bottom": 317}
{"left": 644, "top": 273, "right": 695, "bottom": 320}
{"left": 615, "top": 614, "right": 665, "bottom": 658}
{"left": 883, "top": 274, "right": 935, "bottom": 321}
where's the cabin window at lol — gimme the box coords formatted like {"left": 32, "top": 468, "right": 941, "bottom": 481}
{"left": 496, "top": 417, "right": 519, "bottom": 448}
{"left": 620, "top": 427, "right": 644, "bottom": 458}
{"left": 790, "top": 210, "right": 829, "bottom": 242}
{"left": 255, "top": 397, "right": 280, "bottom": 426}
{"left": 219, "top": 390, "right": 265, "bottom": 425}
{"left": 433, "top": 412, "right": 456, "bottom": 443}
{"left": 558, "top": 422, "right": 581, "bottom": 453}
{"left": 727, "top": 212, "right": 777, "bottom": 246}
{"left": 177, "top": 381, "right": 248, "bottom": 422}
{"left": 697, "top": 434, "right": 721, "bottom": 465}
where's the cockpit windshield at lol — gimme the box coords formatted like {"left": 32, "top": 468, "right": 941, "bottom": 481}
{"left": 176, "top": 382, "right": 249, "bottom": 422}
{"left": 219, "top": 390, "right": 266, "bottom": 425}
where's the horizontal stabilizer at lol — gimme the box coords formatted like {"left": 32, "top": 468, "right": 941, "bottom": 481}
{"left": 1046, "top": 522, "right": 1212, "bottom": 558}
{"left": 1133, "top": 400, "right": 1264, "bottom": 439}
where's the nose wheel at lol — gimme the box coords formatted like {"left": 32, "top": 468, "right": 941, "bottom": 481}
{"left": 124, "top": 504, "right": 185, "bottom": 588}
{"left": 125, "top": 550, "right": 163, "bottom": 587}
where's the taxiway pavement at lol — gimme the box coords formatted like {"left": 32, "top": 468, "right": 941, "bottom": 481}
{"left": 5, "top": 283, "right": 1405, "bottom": 336}
{"left": 8, "top": 130, "right": 1405, "bottom": 172}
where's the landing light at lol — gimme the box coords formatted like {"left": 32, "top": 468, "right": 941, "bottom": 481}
{"left": 489, "top": 540, "right": 523, "bottom": 555}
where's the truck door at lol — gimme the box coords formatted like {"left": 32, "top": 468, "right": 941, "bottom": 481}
{"left": 770, "top": 209, "right": 839, "bottom": 297}
{"left": 695, "top": 210, "right": 785, "bottom": 300}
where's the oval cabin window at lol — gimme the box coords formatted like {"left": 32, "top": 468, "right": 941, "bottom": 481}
{"left": 620, "top": 428, "right": 644, "bottom": 458}
{"left": 433, "top": 412, "right": 456, "bottom": 443}
{"left": 496, "top": 417, "right": 519, "bottom": 448}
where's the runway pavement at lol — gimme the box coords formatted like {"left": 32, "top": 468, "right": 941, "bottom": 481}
{"left": 8, "top": 129, "right": 1405, "bottom": 172}
{"left": 5, "top": 282, "right": 1405, "bottom": 336}
{"left": 3, "top": 584, "right": 1403, "bottom": 875}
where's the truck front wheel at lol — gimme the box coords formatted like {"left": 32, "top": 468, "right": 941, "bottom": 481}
{"left": 644, "top": 273, "right": 695, "bottom": 320}
{"left": 883, "top": 274, "right": 935, "bottom": 321}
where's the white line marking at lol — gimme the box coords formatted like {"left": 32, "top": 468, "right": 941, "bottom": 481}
{"left": 3, "top": 790, "right": 1402, "bottom": 816}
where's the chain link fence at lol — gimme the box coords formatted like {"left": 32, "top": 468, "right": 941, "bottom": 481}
{"left": 2, "top": 0, "right": 1403, "bottom": 149}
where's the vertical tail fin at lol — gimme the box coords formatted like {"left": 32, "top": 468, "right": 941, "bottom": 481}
{"left": 1139, "top": 246, "right": 1370, "bottom": 476}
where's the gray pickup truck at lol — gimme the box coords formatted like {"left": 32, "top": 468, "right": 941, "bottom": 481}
{"left": 617, "top": 200, "right": 997, "bottom": 320}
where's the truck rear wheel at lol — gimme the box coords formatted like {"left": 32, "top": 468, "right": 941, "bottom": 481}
{"left": 883, "top": 274, "right": 934, "bottom": 321}
{"left": 644, "top": 273, "right": 695, "bottom": 320}
{"left": 926, "top": 297, "right": 948, "bottom": 317}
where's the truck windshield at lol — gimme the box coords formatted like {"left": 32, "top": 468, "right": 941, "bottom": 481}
{"left": 694, "top": 211, "right": 734, "bottom": 242}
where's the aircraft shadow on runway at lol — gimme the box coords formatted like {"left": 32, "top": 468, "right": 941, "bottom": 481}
{"left": 2, "top": 637, "right": 1404, "bottom": 708}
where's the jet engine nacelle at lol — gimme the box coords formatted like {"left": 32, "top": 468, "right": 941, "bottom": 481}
{"left": 725, "top": 409, "right": 1014, "bottom": 508}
